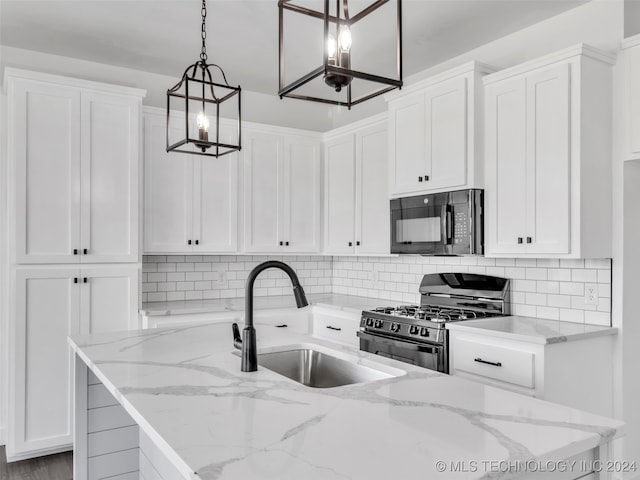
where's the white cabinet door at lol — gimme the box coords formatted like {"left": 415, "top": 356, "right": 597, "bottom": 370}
{"left": 79, "top": 266, "right": 139, "bottom": 334}
{"left": 13, "top": 81, "right": 81, "bottom": 264}
{"left": 283, "top": 137, "right": 321, "bottom": 252}
{"left": 10, "top": 269, "right": 80, "bottom": 459}
{"left": 194, "top": 125, "right": 239, "bottom": 253}
{"left": 485, "top": 77, "right": 528, "bottom": 255}
{"left": 81, "top": 92, "right": 139, "bottom": 262}
{"left": 143, "top": 114, "right": 194, "bottom": 253}
{"left": 357, "top": 123, "right": 390, "bottom": 255}
{"left": 629, "top": 43, "right": 640, "bottom": 157}
{"left": 388, "top": 92, "right": 426, "bottom": 195}
{"left": 324, "top": 134, "right": 356, "bottom": 254}
{"left": 243, "top": 131, "right": 283, "bottom": 252}
{"left": 425, "top": 77, "right": 467, "bottom": 190}
{"left": 526, "top": 63, "right": 571, "bottom": 255}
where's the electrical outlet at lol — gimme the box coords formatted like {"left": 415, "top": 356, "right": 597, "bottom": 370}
{"left": 584, "top": 284, "right": 599, "bottom": 306}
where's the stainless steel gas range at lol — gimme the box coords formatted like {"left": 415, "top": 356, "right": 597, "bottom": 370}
{"left": 358, "top": 273, "right": 510, "bottom": 374}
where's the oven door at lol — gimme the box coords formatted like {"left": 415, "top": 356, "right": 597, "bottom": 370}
{"left": 358, "top": 331, "right": 448, "bottom": 374}
{"left": 390, "top": 193, "right": 452, "bottom": 255}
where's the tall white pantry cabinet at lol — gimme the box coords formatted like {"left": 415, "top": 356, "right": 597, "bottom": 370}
{"left": 3, "top": 69, "right": 144, "bottom": 461}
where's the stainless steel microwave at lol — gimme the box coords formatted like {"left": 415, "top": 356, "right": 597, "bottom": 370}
{"left": 390, "top": 189, "right": 483, "bottom": 255}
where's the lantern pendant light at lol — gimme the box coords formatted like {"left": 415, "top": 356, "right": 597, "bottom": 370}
{"left": 166, "top": 0, "right": 241, "bottom": 157}
{"left": 278, "top": 0, "right": 403, "bottom": 109}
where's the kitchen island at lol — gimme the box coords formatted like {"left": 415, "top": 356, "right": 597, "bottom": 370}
{"left": 69, "top": 321, "right": 624, "bottom": 480}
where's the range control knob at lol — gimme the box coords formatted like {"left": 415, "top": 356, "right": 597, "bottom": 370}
{"left": 419, "top": 327, "right": 429, "bottom": 337}
{"left": 390, "top": 322, "right": 401, "bottom": 333}
{"left": 409, "top": 325, "right": 419, "bottom": 335}
{"left": 374, "top": 319, "right": 384, "bottom": 328}
{"left": 365, "top": 318, "right": 374, "bottom": 327}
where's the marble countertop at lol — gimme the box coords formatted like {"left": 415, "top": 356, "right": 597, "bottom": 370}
{"left": 69, "top": 323, "right": 624, "bottom": 480}
{"left": 141, "top": 293, "right": 401, "bottom": 317}
{"left": 446, "top": 316, "right": 617, "bottom": 344}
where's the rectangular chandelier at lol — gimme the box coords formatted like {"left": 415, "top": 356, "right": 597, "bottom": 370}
{"left": 278, "top": 0, "right": 403, "bottom": 109}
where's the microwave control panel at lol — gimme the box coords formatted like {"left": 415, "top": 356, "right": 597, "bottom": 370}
{"left": 454, "top": 211, "right": 468, "bottom": 244}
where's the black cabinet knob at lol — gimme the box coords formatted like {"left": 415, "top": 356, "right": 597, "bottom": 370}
{"left": 356, "top": 241, "right": 360, "bottom": 246}
{"left": 188, "top": 240, "right": 192, "bottom": 245}
{"left": 73, "top": 249, "right": 78, "bottom": 255}
{"left": 195, "top": 240, "right": 199, "bottom": 245}
{"left": 517, "top": 237, "right": 523, "bottom": 244}
{"left": 526, "top": 237, "right": 532, "bottom": 244}
{"left": 348, "top": 242, "right": 353, "bottom": 247}
{"left": 279, "top": 241, "right": 283, "bottom": 246}
{"left": 285, "top": 241, "right": 289, "bottom": 246}
{"left": 418, "top": 176, "right": 423, "bottom": 182}
{"left": 73, "top": 277, "right": 78, "bottom": 284}
{"left": 425, "top": 175, "right": 430, "bottom": 181}
{"left": 83, "top": 277, "right": 88, "bottom": 283}
{"left": 83, "top": 248, "right": 88, "bottom": 255}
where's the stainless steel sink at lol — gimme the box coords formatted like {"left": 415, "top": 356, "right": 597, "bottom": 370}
{"left": 258, "top": 348, "right": 394, "bottom": 388}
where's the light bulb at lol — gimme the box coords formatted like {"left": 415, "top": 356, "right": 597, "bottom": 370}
{"left": 338, "top": 27, "right": 351, "bottom": 52}
{"left": 197, "top": 111, "right": 209, "bottom": 132}
{"left": 327, "top": 33, "right": 337, "bottom": 59}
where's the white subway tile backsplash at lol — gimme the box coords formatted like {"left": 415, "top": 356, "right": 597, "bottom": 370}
{"left": 142, "top": 254, "right": 612, "bottom": 326}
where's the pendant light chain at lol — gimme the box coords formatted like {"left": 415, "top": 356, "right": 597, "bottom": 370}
{"left": 200, "top": 0, "right": 208, "bottom": 62}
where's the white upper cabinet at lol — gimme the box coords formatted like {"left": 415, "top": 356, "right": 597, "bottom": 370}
{"left": 6, "top": 69, "right": 144, "bottom": 264}
{"left": 484, "top": 45, "right": 614, "bottom": 258}
{"left": 622, "top": 34, "right": 640, "bottom": 161}
{"left": 143, "top": 109, "right": 238, "bottom": 254}
{"left": 387, "top": 62, "right": 494, "bottom": 197}
{"left": 324, "top": 118, "right": 389, "bottom": 255}
{"left": 243, "top": 127, "right": 321, "bottom": 253}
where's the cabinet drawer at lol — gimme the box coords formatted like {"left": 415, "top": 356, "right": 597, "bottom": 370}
{"left": 453, "top": 337, "right": 535, "bottom": 388}
{"left": 312, "top": 311, "right": 360, "bottom": 347}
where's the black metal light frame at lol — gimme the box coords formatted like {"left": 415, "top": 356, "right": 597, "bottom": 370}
{"left": 278, "top": 0, "right": 403, "bottom": 109}
{"left": 166, "top": 0, "right": 241, "bottom": 158}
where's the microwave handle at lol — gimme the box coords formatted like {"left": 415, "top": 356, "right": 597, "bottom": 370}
{"left": 441, "top": 204, "right": 453, "bottom": 245}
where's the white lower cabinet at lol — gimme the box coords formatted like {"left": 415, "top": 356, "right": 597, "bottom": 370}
{"left": 8, "top": 266, "right": 139, "bottom": 461}
{"left": 449, "top": 329, "right": 614, "bottom": 417}
{"left": 311, "top": 307, "right": 360, "bottom": 348}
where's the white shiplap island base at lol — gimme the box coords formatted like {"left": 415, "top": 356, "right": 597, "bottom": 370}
{"left": 69, "top": 322, "right": 623, "bottom": 480}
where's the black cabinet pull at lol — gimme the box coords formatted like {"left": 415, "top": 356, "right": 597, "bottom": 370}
{"left": 73, "top": 277, "right": 78, "bottom": 284}
{"left": 83, "top": 277, "right": 88, "bottom": 283}
{"left": 188, "top": 240, "right": 192, "bottom": 245}
{"left": 517, "top": 237, "right": 523, "bottom": 244}
{"left": 73, "top": 249, "right": 78, "bottom": 255}
{"left": 526, "top": 237, "right": 532, "bottom": 244}
{"left": 474, "top": 357, "right": 502, "bottom": 367}
{"left": 275, "top": 324, "right": 288, "bottom": 328}
{"left": 348, "top": 241, "right": 353, "bottom": 247}
{"left": 425, "top": 175, "right": 430, "bottom": 181}
{"left": 356, "top": 241, "right": 360, "bottom": 246}
{"left": 83, "top": 248, "right": 88, "bottom": 255}
{"left": 279, "top": 241, "right": 283, "bottom": 246}
{"left": 285, "top": 241, "right": 289, "bottom": 246}
{"left": 418, "top": 176, "right": 423, "bottom": 182}
{"left": 195, "top": 240, "right": 199, "bottom": 245}
{"left": 326, "top": 325, "right": 342, "bottom": 331}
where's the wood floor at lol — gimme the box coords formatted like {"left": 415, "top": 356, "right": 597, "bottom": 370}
{"left": 0, "top": 446, "right": 73, "bottom": 480}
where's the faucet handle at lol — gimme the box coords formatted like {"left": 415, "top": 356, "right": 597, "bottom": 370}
{"left": 232, "top": 323, "right": 242, "bottom": 350}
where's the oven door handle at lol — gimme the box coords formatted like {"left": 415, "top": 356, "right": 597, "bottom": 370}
{"left": 357, "top": 331, "right": 441, "bottom": 354}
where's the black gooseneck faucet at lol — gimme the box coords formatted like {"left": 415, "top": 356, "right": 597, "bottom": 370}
{"left": 232, "top": 260, "right": 308, "bottom": 372}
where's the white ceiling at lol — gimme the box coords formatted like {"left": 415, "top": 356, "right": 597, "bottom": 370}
{"left": 0, "top": 0, "right": 589, "bottom": 96}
